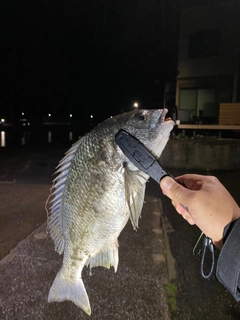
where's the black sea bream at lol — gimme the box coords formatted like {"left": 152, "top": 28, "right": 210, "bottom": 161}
{"left": 46, "top": 109, "right": 174, "bottom": 315}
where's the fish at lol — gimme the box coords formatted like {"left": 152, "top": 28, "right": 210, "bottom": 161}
{"left": 46, "top": 108, "right": 174, "bottom": 315}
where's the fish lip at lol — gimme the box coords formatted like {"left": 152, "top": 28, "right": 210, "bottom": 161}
{"left": 158, "top": 108, "right": 169, "bottom": 125}
{"left": 157, "top": 108, "right": 175, "bottom": 129}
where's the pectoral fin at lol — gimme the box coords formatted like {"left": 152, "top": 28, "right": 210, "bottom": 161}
{"left": 124, "top": 166, "right": 147, "bottom": 230}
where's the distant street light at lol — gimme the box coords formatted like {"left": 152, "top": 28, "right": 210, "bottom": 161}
{"left": 70, "top": 114, "right": 72, "bottom": 118}
{"left": 1, "top": 131, "right": 6, "bottom": 147}
{"left": 90, "top": 115, "right": 93, "bottom": 118}
{"left": 48, "top": 113, "right": 51, "bottom": 117}
{"left": 133, "top": 102, "right": 139, "bottom": 109}
{"left": 22, "top": 112, "right": 24, "bottom": 116}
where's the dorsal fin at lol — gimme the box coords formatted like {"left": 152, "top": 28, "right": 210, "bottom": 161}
{"left": 46, "top": 138, "right": 83, "bottom": 254}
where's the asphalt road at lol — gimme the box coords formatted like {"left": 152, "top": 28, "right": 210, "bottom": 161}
{"left": 1, "top": 145, "right": 240, "bottom": 319}
{"left": 0, "top": 145, "right": 170, "bottom": 319}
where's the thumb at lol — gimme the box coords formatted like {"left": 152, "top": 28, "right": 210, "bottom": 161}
{"left": 160, "top": 176, "right": 186, "bottom": 203}
{"left": 160, "top": 176, "right": 195, "bottom": 225}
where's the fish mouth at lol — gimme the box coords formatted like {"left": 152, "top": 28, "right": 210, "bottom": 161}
{"left": 158, "top": 108, "right": 174, "bottom": 125}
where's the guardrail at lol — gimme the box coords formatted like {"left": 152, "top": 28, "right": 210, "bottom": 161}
{"left": 177, "top": 124, "right": 240, "bottom": 138}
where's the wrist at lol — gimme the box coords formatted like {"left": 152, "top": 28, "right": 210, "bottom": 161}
{"left": 214, "top": 219, "right": 240, "bottom": 249}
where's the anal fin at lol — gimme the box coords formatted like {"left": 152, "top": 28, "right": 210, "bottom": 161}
{"left": 85, "top": 242, "right": 119, "bottom": 272}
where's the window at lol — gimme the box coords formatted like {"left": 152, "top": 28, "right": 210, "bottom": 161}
{"left": 189, "top": 30, "right": 220, "bottom": 58}
{"left": 179, "top": 88, "right": 218, "bottom": 123}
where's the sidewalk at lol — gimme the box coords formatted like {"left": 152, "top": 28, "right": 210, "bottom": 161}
{"left": 0, "top": 195, "right": 170, "bottom": 320}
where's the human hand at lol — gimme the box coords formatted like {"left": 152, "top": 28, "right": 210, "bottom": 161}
{"left": 160, "top": 174, "right": 240, "bottom": 248}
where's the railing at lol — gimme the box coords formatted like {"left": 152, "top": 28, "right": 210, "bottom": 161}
{"left": 177, "top": 103, "right": 240, "bottom": 138}
{"left": 177, "top": 124, "right": 240, "bottom": 138}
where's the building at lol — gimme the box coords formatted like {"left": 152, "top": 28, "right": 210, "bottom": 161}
{"left": 171, "top": 1, "right": 240, "bottom": 124}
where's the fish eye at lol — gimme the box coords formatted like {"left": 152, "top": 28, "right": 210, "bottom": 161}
{"left": 134, "top": 113, "right": 147, "bottom": 123}
{"left": 139, "top": 115, "right": 145, "bottom": 121}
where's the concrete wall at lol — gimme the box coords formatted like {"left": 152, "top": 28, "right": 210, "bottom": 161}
{"left": 161, "top": 139, "right": 240, "bottom": 170}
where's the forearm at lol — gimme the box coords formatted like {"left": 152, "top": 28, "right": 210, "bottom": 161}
{"left": 216, "top": 219, "right": 240, "bottom": 301}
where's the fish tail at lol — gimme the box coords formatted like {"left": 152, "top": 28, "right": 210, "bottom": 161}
{"left": 48, "top": 270, "right": 91, "bottom": 315}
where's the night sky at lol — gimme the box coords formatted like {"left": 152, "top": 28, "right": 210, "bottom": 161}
{"left": 0, "top": 0, "right": 219, "bottom": 127}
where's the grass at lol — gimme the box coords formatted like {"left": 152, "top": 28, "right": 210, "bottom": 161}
{"left": 166, "top": 282, "right": 177, "bottom": 312}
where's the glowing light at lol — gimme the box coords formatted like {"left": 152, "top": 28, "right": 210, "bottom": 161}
{"left": 1, "top": 119, "right": 5, "bottom": 123}
{"left": 48, "top": 113, "right": 51, "bottom": 117}
{"left": 90, "top": 115, "right": 93, "bottom": 118}
{"left": 48, "top": 131, "right": 52, "bottom": 143}
{"left": 70, "top": 114, "right": 72, "bottom": 117}
{"left": 1, "top": 131, "right": 6, "bottom": 147}
{"left": 22, "top": 112, "right": 24, "bottom": 116}
{"left": 133, "top": 102, "right": 139, "bottom": 109}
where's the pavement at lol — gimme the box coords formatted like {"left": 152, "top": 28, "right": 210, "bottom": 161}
{"left": 1, "top": 144, "right": 240, "bottom": 319}
{"left": 0, "top": 145, "right": 170, "bottom": 320}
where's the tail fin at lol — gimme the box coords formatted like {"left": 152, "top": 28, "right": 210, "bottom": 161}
{"left": 48, "top": 270, "right": 91, "bottom": 315}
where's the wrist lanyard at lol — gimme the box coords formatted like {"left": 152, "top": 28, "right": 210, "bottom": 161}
{"left": 193, "top": 232, "right": 215, "bottom": 279}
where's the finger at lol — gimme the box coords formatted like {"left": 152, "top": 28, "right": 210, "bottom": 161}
{"left": 175, "top": 203, "right": 196, "bottom": 225}
{"left": 176, "top": 174, "right": 204, "bottom": 190}
{"left": 183, "top": 215, "right": 196, "bottom": 225}
{"left": 160, "top": 176, "right": 193, "bottom": 204}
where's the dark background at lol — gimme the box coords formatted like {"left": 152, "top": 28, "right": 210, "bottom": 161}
{"left": 0, "top": 0, "right": 222, "bottom": 130}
